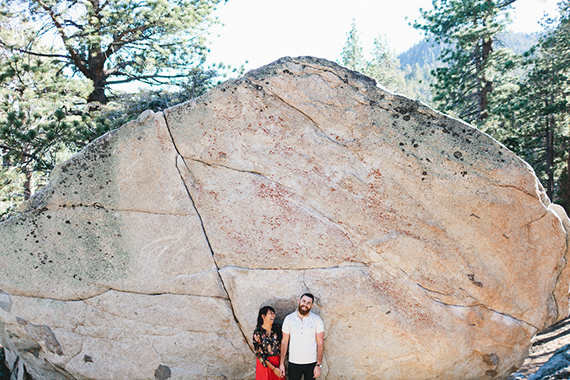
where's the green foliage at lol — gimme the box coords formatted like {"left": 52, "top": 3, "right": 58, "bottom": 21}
{"left": 400, "top": 63, "right": 434, "bottom": 104}
{"left": 341, "top": 20, "right": 367, "bottom": 73}
{"left": 0, "top": 18, "right": 89, "bottom": 220}
{"left": 487, "top": 0, "right": 570, "bottom": 207}
{"left": 414, "top": 0, "right": 518, "bottom": 124}
{"left": 340, "top": 21, "right": 406, "bottom": 94}
{"left": 0, "top": 1, "right": 227, "bottom": 220}
{"left": 78, "top": 67, "right": 222, "bottom": 144}
{"left": 366, "top": 35, "right": 406, "bottom": 93}
{"left": 1, "top": 0, "right": 225, "bottom": 103}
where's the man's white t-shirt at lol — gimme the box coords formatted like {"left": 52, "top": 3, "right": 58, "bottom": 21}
{"left": 282, "top": 311, "right": 324, "bottom": 365}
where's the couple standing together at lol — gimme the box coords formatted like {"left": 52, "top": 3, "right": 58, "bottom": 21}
{"left": 253, "top": 293, "right": 324, "bottom": 380}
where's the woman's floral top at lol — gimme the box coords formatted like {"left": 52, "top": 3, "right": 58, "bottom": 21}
{"left": 252, "top": 325, "right": 281, "bottom": 366}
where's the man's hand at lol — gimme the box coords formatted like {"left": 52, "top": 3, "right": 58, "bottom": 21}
{"left": 314, "top": 365, "right": 322, "bottom": 378}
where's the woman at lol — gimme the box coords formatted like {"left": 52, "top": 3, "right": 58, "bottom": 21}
{"left": 253, "top": 306, "right": 283, "bottom": 379}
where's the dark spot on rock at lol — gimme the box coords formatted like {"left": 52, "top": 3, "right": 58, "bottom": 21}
{"left": 399, "top": 142, "right": 404, "bottom": 146}
{"left": 467, "top": 273, "right": 484, "bottom": 288}
{"left": 283, "top": 69, "right": 293, "bottom": 75}
{"left": 485, "top": 370, "right": 498, "bottom": 377}
{"left": 394, "top": 106, "right": 408, "bottom": 114}
{"left": 403, "top": 115, "right": 411, "bottom": 121}
{"left": 484, "top": 353, "right": 499, "bottom": 366}
{"left": 65, "top": 220, "right": 71, "bottom": 224}
{"left": 393, "top": 113, "right": 400, "bottom": 119}
{"left": 413, "top": 144, "right": 419, "bottom": 148}
{"left": 155, "top": 364, "right": 171, "bottom": 380}
{"left": 422, "top": 171, "right": 427, "bottom": 176}
{"left": 453, "top": 151, "right": 463, "bottom": 159}
{"left": 83, "top": 354, "right": 93, "bottom": 363}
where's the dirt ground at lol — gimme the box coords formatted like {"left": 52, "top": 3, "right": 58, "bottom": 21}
{"left": 1, "top": 320, "right": 570, "bottom": 380}
{"left": 507, "top": 317, "right": 570, "bottom": 379}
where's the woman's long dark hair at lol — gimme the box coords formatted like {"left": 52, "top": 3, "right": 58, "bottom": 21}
{"left": 257, "top": 306, "right": 282, "bottom": 340}
{"left": 257, "top": 306, "right": 275, "bottom": 327}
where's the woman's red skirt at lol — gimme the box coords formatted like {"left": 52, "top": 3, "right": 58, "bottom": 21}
{"left": 255, "top": 355, "right": 281, "bottom": 380}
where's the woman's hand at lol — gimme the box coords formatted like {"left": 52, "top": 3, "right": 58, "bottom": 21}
{"left": 273, "top": 366, "right": 284, "bottom": 378}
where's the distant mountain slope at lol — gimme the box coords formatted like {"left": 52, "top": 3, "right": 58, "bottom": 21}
{"left": 397, "top": 32, "right": 539, "bottom": 69}
{"left": 398, "top": 40, "right": 442, "bottom": 68}
{"left": 396, "top": 31, "right": 540, "bottom": 104}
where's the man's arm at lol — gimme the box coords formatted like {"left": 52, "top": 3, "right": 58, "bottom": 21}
{"left": 314, "top": 331, "right": 324, "bottom": 378}
{"left": 279, "top": 332, "right": 290, "bottom": 374}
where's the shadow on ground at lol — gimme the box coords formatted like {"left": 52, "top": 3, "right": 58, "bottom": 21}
{"left": 0, "top": 348, "right": 9, "bottom": 379}
{"left": 508, "top": 317, "right": 570, "bottom": 379}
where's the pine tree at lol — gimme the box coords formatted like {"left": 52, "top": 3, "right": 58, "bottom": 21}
{"left": 366, "top": 34, "right": 406, "bottom": 92}
{"left": 492, "top": 0, "right": 570, "bottom": 206}
{"left": 341, "top": 20, "right": 367, "bottom": 73}
{"left": 340, "top": 22, "right": 406, "bottom": 93}
{"left": 0, "top": 21, "right": 87, "bottom": 216}
{"left": 414, "top": 0, "right": 518, "bottom": 124}
{"left": 0, "top": 0, "right": 224, "bottom": 104}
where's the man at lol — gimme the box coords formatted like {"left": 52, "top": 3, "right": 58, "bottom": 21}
{"left": 279, "top": 293, "right": 325, "bottom": 379}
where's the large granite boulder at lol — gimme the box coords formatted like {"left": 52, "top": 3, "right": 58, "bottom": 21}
{"left": 0, "top": 56, "right": 568, "bottom": 380}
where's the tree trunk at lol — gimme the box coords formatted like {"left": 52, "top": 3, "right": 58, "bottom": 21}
{"left": 87, "top": 76, "right": 108, "bottom": 105}
{"left": 20, "top": 148, "right": 33, "bottom": 200}
{"left": 23, "top": 167, "right": 32, "bottom": 201}
{"left": 546, "top": 113, "right": 555, "bottom": 200}
{"left": 478, "top": 37, "right": 494, "bottom": 121}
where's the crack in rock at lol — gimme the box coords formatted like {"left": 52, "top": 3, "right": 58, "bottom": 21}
{"left": 162, "top": 111, "right": 253, "bottom": 354}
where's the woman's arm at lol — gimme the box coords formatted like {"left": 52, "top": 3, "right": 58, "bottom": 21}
{"left": 252, "top": 329, "right": 269, "bottom": 366}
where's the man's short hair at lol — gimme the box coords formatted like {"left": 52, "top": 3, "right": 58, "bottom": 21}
{"left": 300, "top": 293, "right": 315, "bottom": 302}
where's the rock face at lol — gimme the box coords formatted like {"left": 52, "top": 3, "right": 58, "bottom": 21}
{"left": 0, "top": 56, "right": 569, "bottom": 380}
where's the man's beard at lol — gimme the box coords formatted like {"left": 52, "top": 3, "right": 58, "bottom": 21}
{"left": 298, "top": 305, "right": 310, "bottom": 316}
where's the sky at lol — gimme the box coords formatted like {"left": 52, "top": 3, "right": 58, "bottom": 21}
{"left": 205, "top": 0, "right": 561, "bottom": 72}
